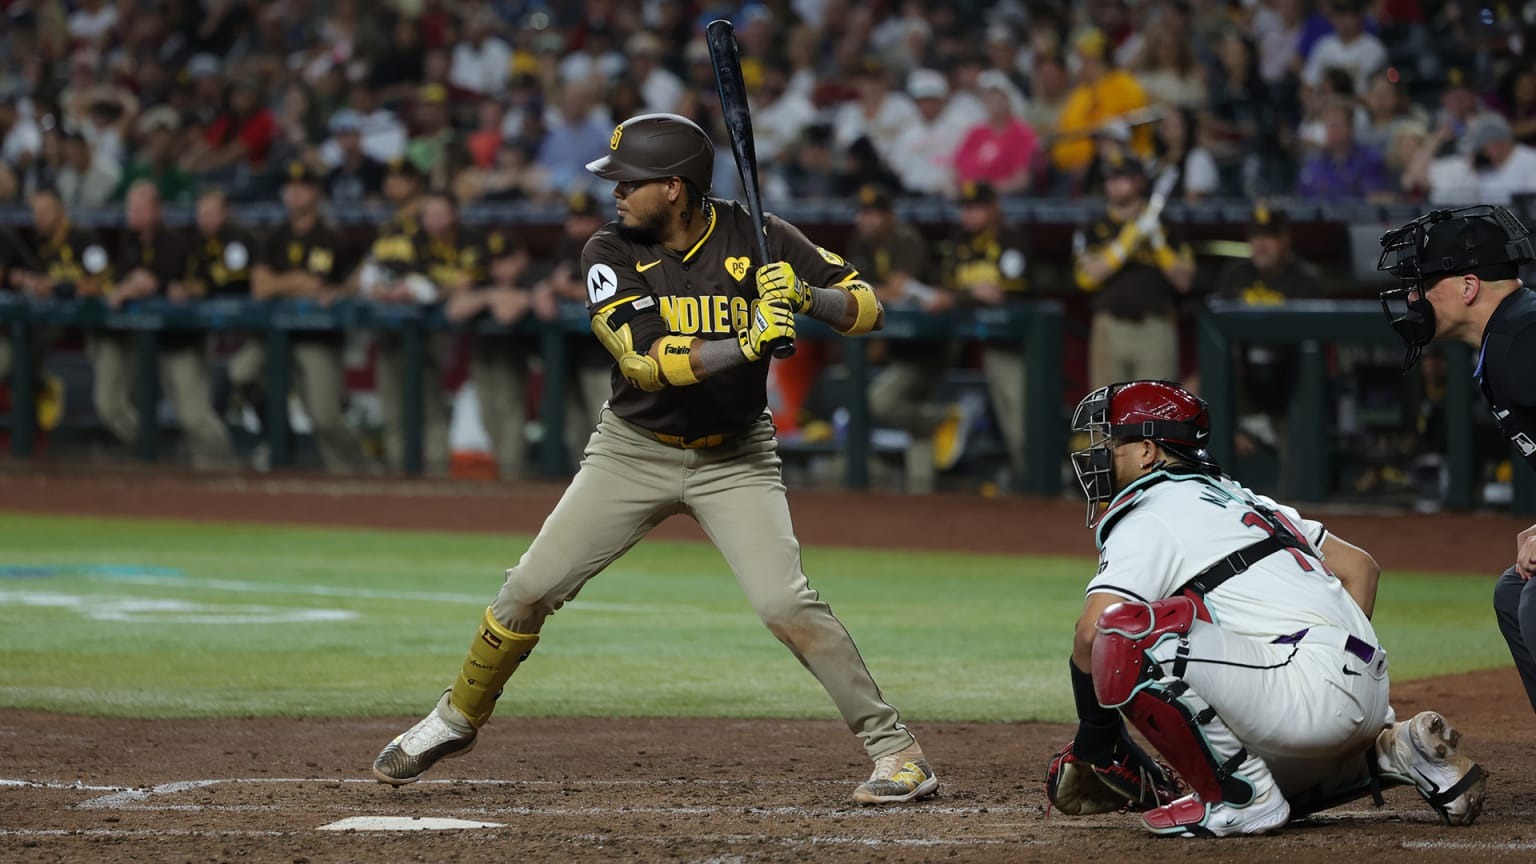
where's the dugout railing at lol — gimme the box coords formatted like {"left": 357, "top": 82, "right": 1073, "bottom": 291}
{"left": 0, "top": 295, "right": 1066, "bottom": 495}
{"left": 1198, "top": 298, "right": 1536, "bottom": 515}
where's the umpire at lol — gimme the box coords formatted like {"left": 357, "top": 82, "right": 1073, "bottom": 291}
{"left": 1378, "top": 204, "right": 1536, "bottom": 714}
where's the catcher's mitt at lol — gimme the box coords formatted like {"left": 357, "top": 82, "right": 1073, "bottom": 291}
{"left": 1045, "top": 739, "right": 1182, "bottom": 816}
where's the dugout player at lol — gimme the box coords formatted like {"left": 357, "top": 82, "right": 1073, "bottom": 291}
{"left": 245, "top": 161, "right": 363, "bottom": 473}
{"left": 1377, "top": 205, "right": 1536, "bottom": 717}
{"left": 430, "top": 191, "right": 534, "bottom": 480}
{"left": 1049, "top": 379, "right": 1485, "bottom": 835}
{"left": 941, "top": 180, "right": 1031, "bottom": 485}
{"left": 373, "top": 112, "right": 939, "bottom": 804}
{"left": 1072, "top": 155, "right": 1195, "bottom": 388}
{"left": 111, "top": 180, "right": 234, "bottom": 469}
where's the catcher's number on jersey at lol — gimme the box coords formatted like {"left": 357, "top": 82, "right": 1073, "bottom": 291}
{"left": 587, "top": 263, "right": 619, "bottom": 305}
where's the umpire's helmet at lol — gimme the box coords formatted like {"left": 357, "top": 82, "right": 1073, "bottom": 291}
{"left": 585, "top": 113, "right": 715, "bottom": 193}
{"left": 1377, "top": 204, "right": 1535, "bottom": 370}
{"left": 1071, "top": 380, "right": 1218, "bottom": 526}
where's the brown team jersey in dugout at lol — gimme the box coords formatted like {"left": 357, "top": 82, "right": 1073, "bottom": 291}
{"left": 33, "top": 224, "right": 111, "bottom": 292}
{"left": 580, "top": 198, "right": 860, "bottom": 438}
{"left": 1073, "top": 211, "right": 1191, "bottom": 320}
{"left": 186, "top": 224, "right": 258, "bottom": 296}
{"left": 941, "top": 226, "right": 1030, "bottom": 301}
{"left": 420, "top": 228, "right": 515, "bottom": 287}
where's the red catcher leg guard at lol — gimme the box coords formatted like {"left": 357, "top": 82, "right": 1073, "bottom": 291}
{"left": 1121, "top": 684, "right": 1230, "bottom": 803}
{"left": 1090, "top": 596, "right": 1198, "bottom": 708}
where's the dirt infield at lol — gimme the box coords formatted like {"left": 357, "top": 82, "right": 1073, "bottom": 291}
{"left": 2, "top": 467, "right": 1535, "bottom": 863}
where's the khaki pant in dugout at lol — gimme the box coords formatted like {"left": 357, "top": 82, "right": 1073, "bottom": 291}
{"left": 86, "top": 333, "right": 234, "bottom": 468}
{"left": 868, "top": 355, "right": 950, "bottom": 494}
{"left": 486, "top": 408, "right": 916, "bottom": 760}
{"left": 981, "top": 346, "right": 1027, "bottom": 479}
{"left": 227, "top": 339, "right": 363, "bottom": 473}
{"left": 1089, "top": 312, "right": 1178, "bottom": 389}
{"left": 376, "top": 333, "right": 450, "bottom": 476}
{"left": 468, "top": 335, "right": 533, "bottom": 480}
{"left": 563, "top": 363, "right": 614, "bottom": 467}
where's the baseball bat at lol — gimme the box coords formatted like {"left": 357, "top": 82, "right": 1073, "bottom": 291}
{"left": 705, "top": 18, "right": 794, "bottom": 359}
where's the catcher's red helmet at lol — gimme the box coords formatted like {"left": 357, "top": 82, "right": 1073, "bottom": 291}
{"left": 1070, "top": 380, "right": 1218, "bottom": 525}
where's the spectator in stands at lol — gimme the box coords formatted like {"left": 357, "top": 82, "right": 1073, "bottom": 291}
{"left": 242, "top": 162, "right": 363, "bottom": 474}
{"left": 1295, "top": 98, "right": 1393, "bottom": 201}
{"left": 942, "top": 181, "right": 1033, "bottom": 487}
{"left": 1, "top": 88, "right": 42, "bottom": 195}
{"left": 432, "top": 192, "right": 533, "bottom": 480}
{"left": 1149, "top": 108, "right": 1219, "bottom": 202}
{"left": 751, "top": 62, "right": 816, "bottom": 165}
{"left": 529, "top": 190, "right": 610, "bottom": 468}
{"left": 780, "top": 122, "right": 852, "bottom": 200}
{"left": 1462, "top": 113, "right": 1536, "bottom": 205}
{"left": 845, "top": 184, "right": 962, "bottom": 493}
{"left": 187, "top": 79, "right": 279, "bottom": 185}
{"left": 340, "top": 85, "right": 408, "bottom": 165}
{"left": 536, "top": 81, "right": 610, "bottom": 198}
{"left": 370, "top": 13, "right": 428, "bottom": 103}
{"left": 1358, "top": 69, "right": 1430, "bottom": 155}
{"left": 1205, "top": 28, "right": 1287, "bottom": 196}
{"left": 887, "top": 69, "right": 962, "bottom": 197}
{"left": 1251, "top": 0, "right": 1307, "bottom": 87}
{"left": 833, "top": 56, "right": 919, "bottom": 178}
{"left": 1050, "top": 28, "right": 1152, "bottom": 188}
{"left": 1212, "top": 206, "right": 1325, "bottom": 481}
{"left": 450, "top": 8, "right": 513, "bottom": 98}
{"left": 1130, "top": 20, "right": 1208, "bottom": 110}
{"left": 55, "top": 131, "right": 118, "bottom": 208}
{"left": 323, "top": 110, "right": 387, "bottom": 204}
{"left": 1495, "top": 65, "right": 1536, "bottom": 147}
{"left": 1301, "top": 0, "right": 1386, "bottom": 98}
{"left": 626, "top": 32, "right": 684, "bottom": 115}
{"left": 953, "top": 71, "right": 1038, "bottom": 195}
{"left": 67, "top": 0, "right": 118, "bottom": 48}
{"left": 1021, "top": 53, "right": 1070, "bottom": 144}
{"left": 1432, "top": 67, "right": 1485, "bottom": 153}
{"left": 117, "top": 108, "right": 195, "bottom": 205}
{"left": 405, "top": 84, "right": 459, "bottom": 190}
{"left": 1072, "top": 155, "right": 1195, "bottom": 388}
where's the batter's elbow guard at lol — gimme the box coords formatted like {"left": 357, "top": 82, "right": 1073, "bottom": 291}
{"left": 836, "top": 281, "right": 882, "bottom": 336}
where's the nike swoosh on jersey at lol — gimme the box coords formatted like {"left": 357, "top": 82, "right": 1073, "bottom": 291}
{"left": 636, "top": 260, "right": 662, "bottom": 272}
{"left": 1342, "top": 666, "right": 1362, "bottom": 676}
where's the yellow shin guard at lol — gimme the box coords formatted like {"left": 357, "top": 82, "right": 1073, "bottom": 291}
{"left": 448, "top": 607, "right": 540, "bottom": 728}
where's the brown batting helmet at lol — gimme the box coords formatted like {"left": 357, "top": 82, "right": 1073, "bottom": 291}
{"left": 585, "top": 113, "right": 714, "bottom": 192}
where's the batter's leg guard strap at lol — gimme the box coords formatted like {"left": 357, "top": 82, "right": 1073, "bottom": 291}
{"left": 1091, "top": 596, "right": 1198, "bottom": 708}
{"left": 448, "top": 607, "right": 540, "bottom": 728}
{"left": 1122, "top": 679, "right": 1271, "bottom": 807}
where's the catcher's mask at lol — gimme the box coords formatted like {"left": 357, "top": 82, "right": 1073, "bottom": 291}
{"left": 1377, "top": 204, "right": 1534, "bottom": 370}
{"left": 1071, "top": 380, "right": 1218, "bottom": 526}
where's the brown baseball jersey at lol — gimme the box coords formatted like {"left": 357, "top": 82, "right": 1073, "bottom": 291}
{"left": 940, "top": 225, "right": 1031, "bottom": 302}
{"left": 421, "top": 227, "right": 515, "bottom": 288}
{"left": 186, "top": 224, "right": 258, "bottom": 297}
{"left": 260, "top": 220, "right": 351, "bottom": 342}
{"left": 1073, "top": 211, "right": 1191, "bottom": 320}
{"left": 580, "top": 198, "right": 859, "bottom": 438}
{"left": 32, "top": 223, "right": 111, "bottom": 293}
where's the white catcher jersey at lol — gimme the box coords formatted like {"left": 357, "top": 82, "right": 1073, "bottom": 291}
{"left": 1086, "top": 470, "right": 1377, "bottom": 646}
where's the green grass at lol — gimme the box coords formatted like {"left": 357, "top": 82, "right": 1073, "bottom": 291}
{"left": 0, "top": 513, "right": 1511, "bottom": 722}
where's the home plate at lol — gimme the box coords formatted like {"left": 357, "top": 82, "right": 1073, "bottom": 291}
{"left": 318, "top": 816, "right": 504, "bottom": 831}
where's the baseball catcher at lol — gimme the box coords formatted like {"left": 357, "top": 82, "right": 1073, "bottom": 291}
{"left": 1051, "top": 380, "right": 1486, "bottom": 836}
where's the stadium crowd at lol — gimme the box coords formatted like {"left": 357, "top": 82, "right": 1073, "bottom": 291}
{"left": 0, "top": 0, "right": 1530, "bottom": 500}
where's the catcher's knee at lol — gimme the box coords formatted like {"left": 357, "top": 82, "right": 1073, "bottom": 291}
{"left": 1090, "top": 596, "right": 1197, "bottom": 708}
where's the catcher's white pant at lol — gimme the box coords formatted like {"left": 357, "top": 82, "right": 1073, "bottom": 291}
{"left": 1145, "top": 618, "right": 1393, "bottom": 799}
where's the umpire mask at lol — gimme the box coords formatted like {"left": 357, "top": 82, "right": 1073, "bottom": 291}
{"left": 1377, "top": 205, "right": 1535, "bottom": 370}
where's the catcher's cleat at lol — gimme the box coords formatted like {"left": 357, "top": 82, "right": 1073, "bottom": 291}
{"left": 851, "top": 743, "right": 939, "bottom": 804}
{"left": 371, "top": 711, "right": 477, "bottom": 786}
{"left": 1141, "top": 787, "right": 1291, "bottom": 838}
{"left": 1376, "top": 710, "right": 1487, "bottom": 825}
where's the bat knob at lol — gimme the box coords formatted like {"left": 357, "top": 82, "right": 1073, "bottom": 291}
{"left": 767, "top": 337, "right": 796, "bottom": 359}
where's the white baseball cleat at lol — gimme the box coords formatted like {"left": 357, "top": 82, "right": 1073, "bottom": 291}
{"left": 1376, "top": 710, "right": 1486, "bottom": 825}
{"left": 372, "top": 710, "right": 477, "bottom": 786}
{"left": 1141, "top": 786, "right": 1291, "bottom": 837}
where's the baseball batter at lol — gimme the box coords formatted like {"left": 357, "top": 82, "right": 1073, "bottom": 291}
{"left": 1047, "top": 380, "right": 1485, "bottom": 836}
{"left": 373, "top": 113, "right": 938, "bottom": 804}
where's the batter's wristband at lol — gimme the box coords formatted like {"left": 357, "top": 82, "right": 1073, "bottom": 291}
{"left": 1153, "top": 245, "right": 1180, "bottom": 271}
{"left": 836, "top": 281, "right": 881, "bottom": 335}
{"left": 655, "top": 335, "right": 699, "bottom": 386}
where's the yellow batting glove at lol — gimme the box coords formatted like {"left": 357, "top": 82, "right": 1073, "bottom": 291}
{"left": 756, "top": 261, "right": 810, "bottom": 313}
{"left": 738, "top": 299, "right": 797, "bottom": 361}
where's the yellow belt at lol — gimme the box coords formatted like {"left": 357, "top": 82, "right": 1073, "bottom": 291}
{"left": 650, "top": 431, "right": 729, "bottom": 449}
